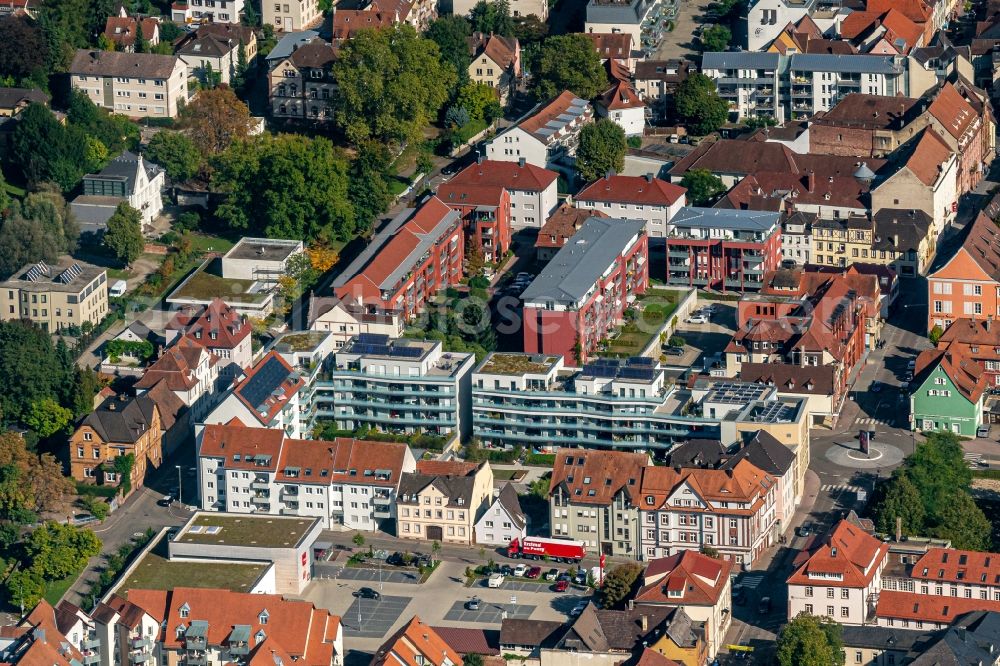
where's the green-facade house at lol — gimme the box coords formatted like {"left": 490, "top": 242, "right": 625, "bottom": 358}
{"left": 910, "top": 349, "right": 986, "bottom": 437}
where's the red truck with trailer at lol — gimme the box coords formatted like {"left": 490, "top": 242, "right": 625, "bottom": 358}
{"left": 507, "top": 537, "right": 585, "bottom": 563}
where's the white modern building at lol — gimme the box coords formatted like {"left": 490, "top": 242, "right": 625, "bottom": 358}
{"left": 196, "top": 424, "right": 416, "bottom": 531}
{"left": 71, "top": 151, "right": 165, "bottom": 233}
{"left": 486, "top": 91, "right": 593, "bottom": 169}
{"left": 221, "top": 237, "right": 304, "bottom": 284}
{"left": 701, "top": 52, "right": 784, "bottom": 123}
{"left": 788, "top": 53, "right": 906, "bottom": 119}
{"left": 171, "top": 0, "right": 245, "bottom": 23}
{"left": 746, "top": 0, "right": 817, "bottom": 51}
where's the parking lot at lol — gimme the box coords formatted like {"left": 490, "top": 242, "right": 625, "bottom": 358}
{"left": 342, "top": 595, "right": 413, "bottom": 638}
{"left": 335, "top": 568, "right": 421, "bottom": 585}
{"left": 442, "top": 600, "right": 535, "bottom": 623}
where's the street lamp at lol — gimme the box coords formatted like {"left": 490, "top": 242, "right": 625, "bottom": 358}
{"left": 176, "top": 465, "right": 183, "bottom": 506}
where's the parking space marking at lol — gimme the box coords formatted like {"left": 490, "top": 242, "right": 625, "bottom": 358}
{"left": 343, "top": 595, "right": 413, "bottom": 638}
{"left": 336, "top": 568, "right": 421, "bottom": 585}
{"left": 442, "top": 601, "right": 534, "bottom": 623}
{"left": 503, "top": 580, "right": 554, "bottom": 592}
{"left": 821, "top": 484, "right": 863, "bottom": 492}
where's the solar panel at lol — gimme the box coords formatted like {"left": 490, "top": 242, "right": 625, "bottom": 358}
{"left": 238, "top": 356, "right": 290, "bottom": 410}
{"left": 390, "top": 346, "right": 423, "bottom": 358}
{"left": 354, "top": 343, "right": 391, "bottom": 356}
{"left": 628, "top": 357, "right": 656, "bottom": 367}
{"left": 619, "top": 367, "right": 656, "bottom": 381}
{"left": 57, "top": 263, "right": 82, "bottom": 284}
{"left": 357, "top": 333, "right": 389, "bottom": 346}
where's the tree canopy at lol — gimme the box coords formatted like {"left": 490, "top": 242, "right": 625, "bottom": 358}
{"left": 531, "top": 34, "right": 607, "bottom": 101}
{"left": 332, "top": 25, "right": 456, "bottom": 146}
{"left": 348, "top": 141, "right": 394, "bottom": 236}
{"left": 427, "top": 15, "right": 473, "bottom": 79}
{"left": 0, "top": 189, "right": 79, "bottom": 278}
{"left": 179, "top": 86, "right": 254, "bottom": 155}
{"left": 598, "top": 562, "right": 643, "bottom": 609}
{"left": 5, "top": 521, "right": 101, "bottom": 609}
{"left": 144, "top": 131, "right": 203, "bottom": 182}
{"left": 469, "top": 0, "right": 514, "bottom": 37}
{"left": 577, "top": 119, "right": 627, "bottom": 183}
{"left": 0, "top": 432, "right": 75, "bottom": 520}
{"left": 0, "top": 17, "right": 49, "bottom": 86}
{"left": 679, "top": 169, "right": 726, "bottom": 206}
{"left": 213, "top": 133, "right": 355, "bottom": 242}
{"left": 674, "top": 72, "right": 729, "bottom": 136}
{"left": 777, "top": 615, "right": 845, "bottom": 666}
{"left": 700, "top": 24, "right": 732, "bottom": 52}
{"left": 104, "top": 202, "right": 144, "bottom": 266}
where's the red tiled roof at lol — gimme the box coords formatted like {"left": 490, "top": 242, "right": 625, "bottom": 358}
{"left": 519, "top": 91, "right": 591, "bottom": 142}
{"left": 371, "top": 616, "right": 463, "bottom": 666}
{"left": 787, "top": 520, "right": 888, "bottom": 588}
{"left": 331, "top": 9, "right": 395, "bottom": 39}
{"left": 104, "top": 16, "right": 159, "bottom": 47}
{"left": 814, "top": 93, "right": 922, "bottom": 130}
{"left": 669, "top": 140, "right": 886, "bottom": 180}
{"left": 867, "top": 0, "right": 930, "bottom": 25}
{"left": 636, "top": 551, "right": 733, "bottom": 607}
{"left": 577, "top": 174, "right": 685, "bottom": 206}
{"left": 879, "top": 9, "right": 924, "bottom": 53}
{"left": 446, "top": 159, "right": 558, "bottom": 192}
{"left": 913, "top": 348, "right": 988, "bottom": 404}
{"left": 536, "top": 205, "right": 606, "bottom": 249}
{"left": 19, "top": 600, "right": 83, "bottom": 663}
{"left": 469, "top": 32, "right": 519, "bottom": 71}
{"left": 635, "top": 648, "right": 682, "bottom": 666}
{"left": 936, "top": 212, "right": 1000, "bottom": 284}
{"left": 721, "top": 170, "right": 870, "bottom": 211}
{"left": 429, "top": 627, "right": 499, "bottom": 655}
{"left": 550, "top": 448, "right": 649, "bottom": 505}
{"left": 169, "top": 298, "right": 250, "bottom": 351}
{"left": 598, "top": 79, "right": 645, "bottom": 111}
{"left": 134, "top": 337, "right": 217, "bottom": 392}
{"left": 904, "top": 127, "right": 953, "bottom": 187}
{"left": 581, "top": 32, "right": 633, "bottom": 59}
{"left": 639, "top": 459, "right": 776, "bottom": 515}
{"left": 909, "top": 547, "right": 1000, "bottom": 587}
{"left": 938, "top": 318, "right": 1000, "bottom": 347}
{"left": 415, "top": 460, "right": 479, "bottom": 476}
{"left": 876, "top": 590, "right": 1000, "bottom": 624}
{"left": 927, "top": 82, "right": 978, "bottom": 142}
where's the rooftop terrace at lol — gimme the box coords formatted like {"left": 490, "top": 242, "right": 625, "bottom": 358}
{"left": 175, "top": 513, "right": 317, "bottom": 548}
{"left": 477, "top": 353, "right": 560, "bottom": 376}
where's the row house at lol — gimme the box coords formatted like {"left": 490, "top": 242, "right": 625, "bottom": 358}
{"left": 549, "top": 448, "right": 651, "bottom": 557}
{"left": 168, "top": 297, "right": 253, "bottom": 379}
{"left": 313, "top": 335, "right": 475, "bottom": 441}
{"left": 196, "top": 422, "right": 416, "bottom": 531}
{"left": 334, "top": 196, "right": 463, "bottom": 321}
{"left": 535, "top": 206, "right": 606, "bottom": 261}
{"left": 268, "top": 38, "right": 338, "bottom": 122}
{"left": 782, "top": 211, "right": 814, "bottom": 266}
{"left": 468, "top": 33, "right": 521, "bottom": 105}
{"left": 69, "top": 49, "right": 187, "bottom": 119}
{"left": 397, "top": 460, "right": 493, "bottom": 545}
{"left": 936, "top": 317, "right": 1000, "bottom": 386}
{"left": 575, "top": 173, "right": 687, "bottom": 239}
{"left": 927, "top": 211, "right": 1000, "bottom": 332}
{"left": 632, "top": 59, "right": 692, "bottom": 122}
{"left": 923, "top": 80, "right": 996, "bottom": 195}
{"left": 665, "top": 208, "right": 783, "bottom": 293}
{"left": 787, "top": 519, "right": 890, "bottom": 626}
{"left": 521, "top": 217, "right": 648, "bottom": 364}
{"left": 768, "top": 15, "right": 858, "bottom": 56}
{"left": 0, "top": 600, "right": 87, "bottom": 665}
{"left": 170, "top": 0, "right": 244, "bottom": 23}
{"left": 440, "top": 158, "right": 559, "bottom": 230}
{"left": 871, "top": 127, "right": 959, "bottom": 237}
{"left": 632, "top": 552, "right": 734, "bottom": 660}
{"left": 201, "top": 350, "right": 309, "bottom": 439}
{"left": 638, "top": 458, "right": 779, "bottom": 568}
{"left": 474, "top": 483, "right": 527, "bottom": 546}
{"left": 134, "top": 336, "right": 221, "bottom": 422}
{"left": 486, "top": 91, "right": 593, "bottom": 170}
{"left": 838, "top": 8, "right": 925, "bottom": 56}
{"left": 69, "top": 394, "right": 163, "bottom": 490}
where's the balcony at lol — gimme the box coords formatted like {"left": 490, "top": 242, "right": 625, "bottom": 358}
{"left": 230, "top": 643, "right": 250, "bottom": 657}
{"left": 82, "top": 651, "right": 101, "bottom": 665}
{"left": 280, "top": 485, "right": 298, "bottom": 497}
{"left": 186, "top": 653, "right": 208, "bottom": 666}
{"left": 251, "top": 495, "right": 270, "bottom": 506}
{"left": 130, "top": 653, "right": 152, "bottom": 664}
{"left": 250, "top": 479, "right": 269, "bottom": 490}
{"left": 131, "top": 638, "right": 151, "bottom": 650}
{"left": 83, "top": 637, "right": 100, "bottom": 650}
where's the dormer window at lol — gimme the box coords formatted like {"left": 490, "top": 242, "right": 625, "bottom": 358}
{"left": 258, "top": 609, "right": 269, "bottom": 625}
{"left": 179, "top": 603, "right": 190, "bottom": 619}
{"left": 176, "top": 624, "right": 186, "bottom": 638}
{"left": 255, "top": 629, "right": 266, "bottom": 645}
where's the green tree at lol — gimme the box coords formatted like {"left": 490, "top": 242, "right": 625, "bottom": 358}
{"left": 469, "top": 0, "right": 514, "bottom": 37}
{"left": 454, "top": 80, "right": 503, "bottom": 124}
{"left": 577, "top": 119, "right": 627, "bottom": 183}
{"left": 431, "top": 539, "right": 441, "bottom": 564}
{"left": 332, "top": 25, "right": 456, "bottom": 146}
{"left": 874, "top": 474, "right": 926, "bottom": 537}
{"left": 700, "top": 24, "right": 732, "bottom": 52}
{"left": 83, "top": 136, "right": 110, "bottom": 173}
{"left": 67, "top": 90, "right": 139, "bottom": 156}
{"left": 352, "top": 532, "right": 365, "bottom": 547}
{"left": 135, "top": 18, "right": 148, "bottom": 53}
{"left": 674, "top": 72, "right": 729, "bottom": 136}
{"left": 0, "top": 17, "right": 50, "bottom": 84}
{"left": 930, "top": 491, "right": 992, "bottom": 551}
{"left": 22, "top": 522, "right": 101, "bottom": 580}
{"left": 348, "top": 141, "right": 393, "bottom": 235}
{"left": 234, "top": 40, "right": 250, "bottom": 90}
{"left": 426, "top": 15, "right": 472, "bottom": 84}
{"left": 929, "top": 324, "right": 943, "bottom": 345}
{"left": 24, "top": 398, "right": 72, "bottom": 438}
{"left": 529, "top": 477, "right": 550, "bottom": 498}
{"left": 104, "top": 202, "right": 144, "bottom": 266}
{"left": 0, "top": 323, "right": 71, "bottom": 425}
{"left": 598, "top": 562, "right": 642, "bottom": 609}
{"left": 213, "top": 133, "right": 355, "bottom": 241}
{"left": 0, "top": 190, "right": 79, "bottom": 278}
{"left": 179, "top": 86, "right": 253, "bottom": 155}
{"left": 679, "top": 169, "right": 725, "bottom": 206}
{"left": 512, "top": 14, "right": 548, "bottom": 44}
{"left": 902, "top": 431, "right": 971, "bottom": 518}
{"left": 0, "top": 169, "right": 9, "bottom": 217}
{"left": 10, "top": 104, "right": 88, "bottom": 191}
{"left": 145, "top": 131, "right": 203, "bottom": 181}
{"left": 777, "top": 614, "right": 844, "bottom": 666}
{"left": 531, "top": 34, "right": 606, "bottom": 101}
{"left": 5, "top": 567, "right": 45, "bottom": 610}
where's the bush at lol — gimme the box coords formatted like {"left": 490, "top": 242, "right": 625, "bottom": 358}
{"left": 668, "top": 335, "right": 686, "bottom": 347}
{"left": 525, "top": 453, "right": 555, "bottom": 466}
{"left": 627, "top": 136, "right": 642, "bottom": 149}
{"left": 469, "top": 275, "right": 490, "bottom": 289}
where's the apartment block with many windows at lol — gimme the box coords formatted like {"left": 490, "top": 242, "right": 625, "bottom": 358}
{"left": 0, "top": 258, "right": 108, "bottom": 332}
{"left": 69, "top": 50, "right": 188, "bottom": 119}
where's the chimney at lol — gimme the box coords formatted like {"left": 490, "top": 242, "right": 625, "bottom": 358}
{"left": 640, "top": 615, "right": 648, "bottom": 632}
{"left": 987, "top": 316, "right": 993, "bottom": 332}
{"left": 645, "top": 173, "right": 653, "bottom": 183}
{"left": 477, "top": 153, "right": 483, "bottom": 165}
{"left": 109, "top": 401, "right": 117, "bottom": 411}
{"left": 806, "top": 170, "right": 815, "bottom": 192}
{"left": 518, "top": 157, "right": 525, "bottom": 168}
{"left": 896, "top": 516, "right": 902, "bottom": 543}
{"left": 893, "top": 234, "right": 898, "bottom": 247}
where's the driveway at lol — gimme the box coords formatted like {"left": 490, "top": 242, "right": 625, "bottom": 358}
{"left": 653, "top": 0, "right": 712, "bottom": 61}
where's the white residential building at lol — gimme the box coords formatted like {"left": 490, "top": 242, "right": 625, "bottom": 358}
{"left": 221, "top": 237, "right": 304, "bottom": 285}
{"left": 171, "top": 0, "right": 245, "bottom": 23}
{"left": 787, "top": 53, "right": 906, "bottom": 119}
{"left": 69, "top": 50, "right": 188, "bottom": 119}
{"left": 197, "top": 423, "right": 416, "bottom": 530}
{"left": 264, "top": 0, "right": 321, "bottom": 31}
{"left": 451, "top": 0, "right": 547, "bottom": 19}
{"left": 486, "top": 91, "right": 593, "bottom": 169}
{"left": 474, "top": 484, "right": 527, "bottom": 546}
{"left": 746, "top": 0, "right": 817, "bottom": 51}
{"left": 782, "top": 212, "right": 815, "bottom": 266}
{"left": 575, "top": 173, "right": 687, "bottom": 238}
{"left": 701, "top": 51, "right": 784, "bottom": 123}
{"left": 71, "top": 151, "right": 165, "bottom": 233}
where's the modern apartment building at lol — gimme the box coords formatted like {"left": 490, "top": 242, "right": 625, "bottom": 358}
{"left": 334, "top": 196, "right": 463, "bottom": 321}
{"left": 521, "top": 216, "right": 648, "bottom": 364}
{"left": 0, "top": 258, "right": 108, "bottom": 332}
{"left": 313, "top": 336, "right": 476, "bottom": 441}
{"left": 788, "top": 54, "right": 905, "bottom": 119}
{"left": 397, "top": 460, "right": 493, "bottom": 544}
{"left": 584, "top": 0, "right": 654, "bottom": 44}
{"left": 436, "top": 175, "right": 512, "bottom": 264}
{"left": 438, "top": 158, "right": 559, "bottom": 230}
{"left": 926, "top": 212, "right": 1000, "bottom": 332}
{"left": 69, "top": 50, "right": 188, "bottom": 119}
{"left": 575, "top": 174, "right": 687, "bottom": 239}
{"left": 549, "top": 448, "right": 651, "bottom": 556}
{"left": 171, "top": 0, "right": 245, "bottom": 23}
{"left": 197, "top": 422, "right": 416, "bottom": 530}
{"left": 486, "top": 91, "right": 593, "bottom": 169}
{"left": 264, "top": 0, "right": 321, "bottom": 31}
{"left": 665, "top": 208, "right": 783, "bottom": 293}
{"left": 701, "top": 52, "right": 783, "bottom": 123}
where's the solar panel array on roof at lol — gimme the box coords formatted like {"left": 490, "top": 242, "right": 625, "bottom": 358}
{"left": 23, "top": 262, "right": 49, "bottom": 282}
{"left": 619, "top": 366, "right": 657, "bottom": 381}
{"left": 628, "top": 357, "right": 656, "bottom": 367}
{"left": 357, "top": 333, "right": 390, "bottom": 345}
{"left": 353, "top": 343, "right": 392, "bottom": 356}
{"left": 238, "top": 355, "right": 292, "bottom": 412}
{"left": 57, "top": 263, "right": 82, "bottom": 284}
{"left": 390, "top": 346, "right": 423, "bottom": 358}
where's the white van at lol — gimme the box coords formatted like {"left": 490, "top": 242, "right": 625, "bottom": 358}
{"left": 488, "top": 573, "right": 505, "bottom": 588}
{"left": 109, "top": 279, "right": 127, "bottom": 298}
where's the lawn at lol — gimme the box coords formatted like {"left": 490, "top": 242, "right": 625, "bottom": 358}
{"left": 43, "top": 571, "right": 82, "bottom": 606}
{"left": 170, "top": 263, "right": 268, "bottom": 303}
{"left": 388, "top": 176, "right": 411, "bottom": 197}
{"left": 118, "top": 550, "right": 268, "bottom": 593}
{"left": 493, "top": 469, "right": 527, "bottom": 482}
{"left": 186, "top": 233, "right": 236, "bottom": 255}
{"left": 600, "top": 292, "right": 679, "bottom": 358}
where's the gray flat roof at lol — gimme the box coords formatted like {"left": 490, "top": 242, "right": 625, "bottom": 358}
{"left": 521, "top": 217, "right": 644, "bottom": 305}
{"left": 587, "top": 0, "right": 650, "bottom": 23}
{"left": 672, "top": 207, "right": 781, "bottom": 231}
{"left": 266, "top": 29, "right": 321, "bottom": 63}
{"left": 224, "top": 237, "right": 301, "bottom": 262}
{"left": 702, "top": 51, "right": 781, "bottom": 70}
{"left": 789, "top": 53, "right": 901, "bottom": 74}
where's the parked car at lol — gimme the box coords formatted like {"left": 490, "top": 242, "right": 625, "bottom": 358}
{"left": 573, "top": 571, "right": 587, "bottom": 585}
{"left": 516, "top": 272, "right": 534, "bottom": 281}
{"left": 157, "top": 495, "right": 174, "bottom": 507}
{"left": 488, "top": 573, "right": 505, "bottom": 588}
{"left": 554, "top": 579, "right": 569, "bottom": 592}
{"left": 662, "top": 345, "right": 684, "bottom": 356}
{"left": 466, "top": 597, "right": 481, "bottom": 610}
{"left": 797, "top": 524, "right": 811, "bottom": 538}
{"left": 907, "top": 359, "right": 916, "bottom": 371}
{"left": 545, "top": 568, "right": 559, "bottom": 581}
{"left": 499, "top": 565, "right": 513, "bottom": 576}
{"left": 687, "top": 314, "right": 709, "bottom": 324}
{"left": 526, "top": 566, "right": 542, "bottom": 579}
{"left": 978, "top": 425, "right": 992, "bottom": 438}
{"left": 570, "top": 601, "right": 588, "bottom": 616}
{"left": 353, "top": 587, "right": 381, "bottom": 600}
{"left": 514, "top": 564, "right": 528, "bottom": 577}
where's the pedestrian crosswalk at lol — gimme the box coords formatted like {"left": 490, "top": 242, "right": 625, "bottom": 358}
{"left": 965, "top": 452, "right": 982, "bottom": 468}
{"left": 855, "top": 417, "right": 898, "bottom": 427}
{"left": 821, "top": 484, "right": 864, "bottom": 493}
{"left": 739, "top": 572, "right": 766, "bottom": 590}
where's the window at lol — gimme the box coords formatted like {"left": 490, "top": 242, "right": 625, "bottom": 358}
{"left": 841, "top": 607, "right": 849, "bottom": 618}
{"left": 827, "top": 588, "right": 834, "bottom": 598}
{"left": 841, "top": 589, "right": 849, "bottom": 599}
{"left": 805, "top": 604, "right": 813, "bottom": 614}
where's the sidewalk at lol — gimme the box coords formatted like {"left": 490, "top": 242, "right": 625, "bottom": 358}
{"left": 752, "top": 470, "right": 820, "bottom": 573}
